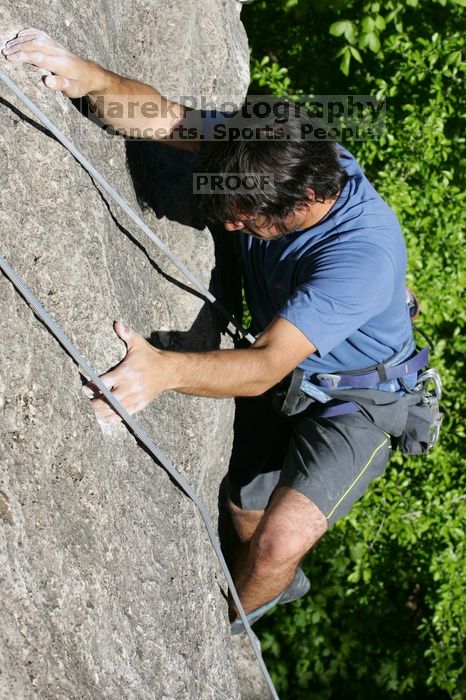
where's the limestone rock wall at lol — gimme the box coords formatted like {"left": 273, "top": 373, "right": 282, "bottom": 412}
{"left": 0, "top": 2, "right": 251, "bottom": 698}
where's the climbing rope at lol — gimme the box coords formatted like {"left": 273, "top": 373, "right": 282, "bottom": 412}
{"left": 0, "top": 69, "right": 255, "bottom": 345}
{"left": 0, "top": 70, "right": 276, "bottom": 697}
{"left": 0, "top": 255, "right": 278, "bottom": 700}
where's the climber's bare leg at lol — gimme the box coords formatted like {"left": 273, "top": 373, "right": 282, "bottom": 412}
{"left": 228, "top": 487, "right": 327, "bottom": 618}
{"left": 228, "top": 499, "right": 264, "bottom": 543}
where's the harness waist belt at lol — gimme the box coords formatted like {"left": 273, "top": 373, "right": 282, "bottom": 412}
{"left": 312, "top": 346, "right": 430, "bottom": 390}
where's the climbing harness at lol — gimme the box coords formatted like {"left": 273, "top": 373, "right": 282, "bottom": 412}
{"left": 276, "top": 338, "right": 443, "bottom": 452}
{"left": 0, "top": 70, "right": 278, "bottom": 698}
{"left": 311, "top": 340, "right": 426, "bottom": 391}
{"left": 0, "top": 69, "right": 254, "bottom": 345}
{"left": 277, "top": 338, "right": 425, "bottom": 414}
{"left": 0, "top": 256, "right": 278, "bottom": 700}
{"left": 272, "top": 288, "right": 442, "bottom": 450}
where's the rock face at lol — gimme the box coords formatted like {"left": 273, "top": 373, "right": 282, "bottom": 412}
{"left": 0, "top": 2, "right": 254, "bottom": 698}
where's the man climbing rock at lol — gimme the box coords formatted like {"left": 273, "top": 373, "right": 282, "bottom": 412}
{"left": 3, "top": 28, "right": 430, "bottom": 634}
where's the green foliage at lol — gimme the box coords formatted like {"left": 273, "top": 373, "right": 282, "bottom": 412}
{"left": 250, "top": 55, "right": 292, "bottom": 93}
{"left": 242, "top": 0, "right": 466, "bottom": 697}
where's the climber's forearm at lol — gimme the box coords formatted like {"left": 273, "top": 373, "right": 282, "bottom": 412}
{"left": 166, "top": 346, "right": 279, "bottom": 399}
{"left": 165, "top": 317, "right": 316, "bottom": 399}
{"left": 89, "top": 317, "right": 316, "bottom": 422}
{"left": 87, "top": 70, "right": 187, "bottom": 140}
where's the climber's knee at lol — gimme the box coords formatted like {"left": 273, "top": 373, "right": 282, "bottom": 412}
{"left": 249, "top": 487, "right": 328, "bottom": 570}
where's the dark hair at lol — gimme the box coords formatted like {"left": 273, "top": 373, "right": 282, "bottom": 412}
{"left": 195, "top": 102, "right": 348, "bottom": 233}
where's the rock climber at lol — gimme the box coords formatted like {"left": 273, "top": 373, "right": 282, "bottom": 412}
{"left": 3, "top": 28, "right": 434, "bottom": 633}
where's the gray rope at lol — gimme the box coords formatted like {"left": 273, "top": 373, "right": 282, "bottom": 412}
{"left": 0, "top": 254, "right": 278, "bottom": 699}
{"left": 0, "top": 69, "right": 255, "bottom": 345}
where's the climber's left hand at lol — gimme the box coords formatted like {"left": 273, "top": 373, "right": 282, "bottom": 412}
{"left": 85, "top": 321, "right": 176, "bottom": 422}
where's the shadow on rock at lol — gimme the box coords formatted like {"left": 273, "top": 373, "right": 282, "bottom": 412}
{"left": 147, "top": 301, "right": 222, "bottom": 352}
{"left": 124, "top": 139, "right": 245, "bottom": 343}
{"left": 125, "top": 138, "right": 205, "bottom": 230}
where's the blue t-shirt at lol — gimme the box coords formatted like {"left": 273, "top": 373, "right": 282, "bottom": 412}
{"left": 239, "top": 147, "right": 413, "bottom": 376}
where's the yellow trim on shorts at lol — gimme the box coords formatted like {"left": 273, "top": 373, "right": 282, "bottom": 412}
{"left": 326, "top": 436, "right": 390, "bottom": 521}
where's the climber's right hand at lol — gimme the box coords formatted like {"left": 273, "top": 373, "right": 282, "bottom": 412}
{"left": 1, "top": 28, "right": 105, "bottom": 98}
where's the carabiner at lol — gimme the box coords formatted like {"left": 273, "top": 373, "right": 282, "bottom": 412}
{"left": 416, "top": 368, "right": 443, "bottom": 401}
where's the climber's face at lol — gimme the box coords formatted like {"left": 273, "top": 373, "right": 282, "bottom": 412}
{"left": 223, "top": 214, "right": 288, "bottom": 239}
{"left": 223, "top": 200, "right": 316, "bottom": 240}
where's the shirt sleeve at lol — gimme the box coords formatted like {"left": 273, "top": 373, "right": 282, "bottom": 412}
{"left": 278, "top": 242, "right": 395, "bottom": 357}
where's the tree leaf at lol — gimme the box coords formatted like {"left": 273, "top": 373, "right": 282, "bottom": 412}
{"left": 330, "top": 20, "right": 351, "bottom": 37}
{"left": 349, "top": 45, "right": 363, "bottom": 62}
{"left": 362, "top": 16, "right": 375, "bottom": 32}
{"left": 375, "top": 14, "right": 387, "bottom": 30}
{"left": 367, "top": 32, "right": 382, "bottom": 52}
{"left": 340, "top": 48, "right": 351, "bottom": 75}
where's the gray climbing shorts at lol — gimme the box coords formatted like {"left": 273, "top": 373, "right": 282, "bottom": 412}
{"left": 227, "top": 385, "right": 403, "bottom": 528}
